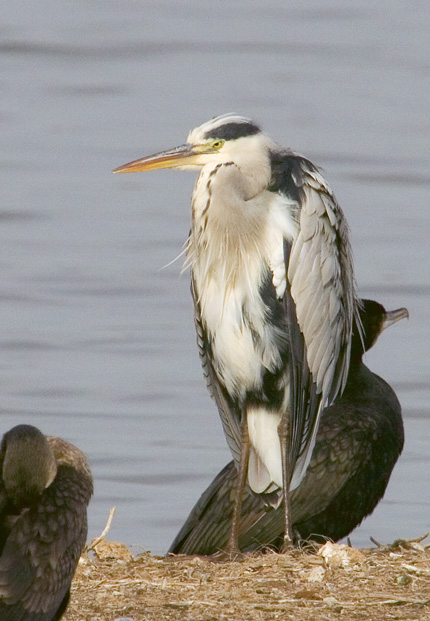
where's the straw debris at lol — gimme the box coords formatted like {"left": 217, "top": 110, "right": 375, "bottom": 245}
{"left": 66, "top": 535, "right": 430, "bottom": 620}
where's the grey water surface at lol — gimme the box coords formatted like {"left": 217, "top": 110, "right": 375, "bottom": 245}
{"left": 1, "top": 0, "right": 429, "bottom": 554}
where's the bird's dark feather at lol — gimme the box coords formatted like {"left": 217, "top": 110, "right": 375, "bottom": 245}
{"left": 204, "top": 121, "right": 261, "bottom": 141}
{"left": 269, "top": 150, "right": 319, "bottom": 200}
{"left": 0, "top": 435, "right": 92, "bottom": 620}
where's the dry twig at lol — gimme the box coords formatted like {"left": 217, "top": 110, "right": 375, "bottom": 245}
{"left": 86, "top": 507, "right": 116, "bottom": 552}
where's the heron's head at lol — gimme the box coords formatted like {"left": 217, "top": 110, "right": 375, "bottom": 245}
{"left": 113, "top": 114, "right": 274, "bottom": 180}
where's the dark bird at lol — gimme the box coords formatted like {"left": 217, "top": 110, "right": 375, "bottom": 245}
{"left": 114, "top": 114, "right": 361, "bottom": 552}
{"left": 168, "top": 300, "right": 408, "bottom": 555}
{"left": 0, "top": 424, "right": 93, "bottom": 620}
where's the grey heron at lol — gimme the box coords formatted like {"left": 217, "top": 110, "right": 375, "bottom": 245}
{"left": 114, "top": 113, "right": 361, "bottom": 553}
{"left": 169, "top": 299, "right": 408, "bottom": 555}
{"left": 0, "top": 424, "right": 93, "bottom": 620}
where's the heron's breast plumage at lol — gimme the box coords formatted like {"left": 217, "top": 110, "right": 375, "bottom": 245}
{"left": 188, "top": 162, "right": 298, "bottom": 399}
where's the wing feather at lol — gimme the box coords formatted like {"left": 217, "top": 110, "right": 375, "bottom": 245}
{"left": 275, "top": 159, "right": 358, "bottom": 490}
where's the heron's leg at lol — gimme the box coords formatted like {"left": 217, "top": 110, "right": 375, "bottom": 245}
{"left": 225, "top": 416, "right": 250, "bottom": 556}
{"left": 278, "top": 414, "right": 294, "bottom": 549}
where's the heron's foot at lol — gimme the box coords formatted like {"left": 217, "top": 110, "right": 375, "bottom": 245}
{"left": 280, "top": 541, "right": 295, "bottom": 554}
{"left": 280, "top": 532, "right": 296, "bottom": 554}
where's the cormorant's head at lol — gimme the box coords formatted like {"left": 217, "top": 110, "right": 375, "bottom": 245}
{"left": 352, "top": 299, "right": 409, "bottom": 360}
{"left": 1, "top": 424, "right": 57, "bottom": 507}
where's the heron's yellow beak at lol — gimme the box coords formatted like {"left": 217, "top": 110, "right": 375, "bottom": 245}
{"left": 113, "top": 144, "right": 202, "bottom": 173}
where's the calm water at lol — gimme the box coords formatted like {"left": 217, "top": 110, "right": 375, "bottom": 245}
{"left": 1, "top": 1, "right": 429, "bottom": 554}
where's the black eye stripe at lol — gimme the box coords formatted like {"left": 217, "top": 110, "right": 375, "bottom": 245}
{"left": 204, "top": 122, "right": 261, "bottom": 141}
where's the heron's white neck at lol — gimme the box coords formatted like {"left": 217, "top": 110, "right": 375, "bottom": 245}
{"left": 219, "top": 133, "right": 273, "bottom": 198}
{"left": 187, "top": 161, "right": 269, "bottom": 291}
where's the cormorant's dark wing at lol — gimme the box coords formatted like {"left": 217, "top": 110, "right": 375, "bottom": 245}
{"left": 168, "top": 461, "right": 237, "bottom": 555}
{"left": 191, "top": 276, "right": 242, "bottom": 467}
{"left": 168, "top": 459, "right": 279, "bottom": 555}
{"left": 270, "top": 152, "right": 359, "bottom": 490}
{"left": 0, "top": 441, "right": 92, "bottom": 620}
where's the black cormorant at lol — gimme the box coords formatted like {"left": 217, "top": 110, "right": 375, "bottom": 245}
{"left": 0, "top": 424, "right": 93, "bottom": 620}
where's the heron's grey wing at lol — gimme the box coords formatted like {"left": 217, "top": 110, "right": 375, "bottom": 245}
{"left": 0, "top": 462, "right": 90, "bottom": 620}
{"left": 272, "top": 154, "right": 359, "bottom": 490}
{"left": 191, "top": 276, "right": 242, "bottom": 467}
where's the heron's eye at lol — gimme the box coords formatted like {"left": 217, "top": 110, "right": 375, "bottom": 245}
{"left": 211, "top": 140, "right": 225, "bottom": 150}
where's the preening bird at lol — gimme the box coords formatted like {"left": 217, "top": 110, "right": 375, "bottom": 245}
{"left": 169, "top": 300, "right": 408, "bottom": 555}
{"left": 0, "top": 424, "right": 93, "bottom": 620}
{"left": 114, "top": 113, "right": 361, "bottom": 552}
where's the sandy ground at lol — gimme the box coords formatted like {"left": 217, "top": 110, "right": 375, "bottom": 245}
{"left": 64, "top": 535, "right": 430, "bottom": 621}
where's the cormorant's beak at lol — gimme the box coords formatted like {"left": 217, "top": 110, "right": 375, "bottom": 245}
{"left": 382, "top": 307, "right": 409, "bottom": 331}
{"left": 113, "top": 144, "right": 201, "bottom": 173}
